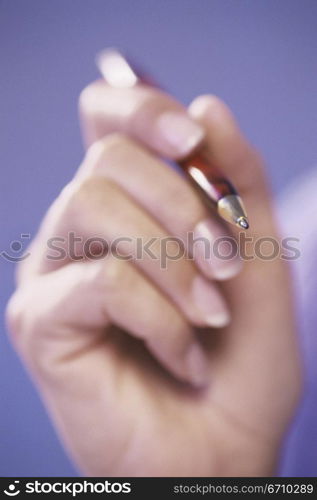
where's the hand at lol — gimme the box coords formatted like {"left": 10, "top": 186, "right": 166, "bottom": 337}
{"left": 6, "top": 82, "right": 301, "bottom": 476}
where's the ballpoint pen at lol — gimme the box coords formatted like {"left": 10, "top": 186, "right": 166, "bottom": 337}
{"left": 95, "top": 49, "right": 249, "bottom": 230}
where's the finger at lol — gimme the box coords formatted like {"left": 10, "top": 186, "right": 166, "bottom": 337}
{"left": 8, "top": 257, "right": 209, "bottom": 386}
{"left": 20, "top": 172, "right": 230, "bottom": 328}
{"left": 75, "top": 134, "right": 242, "bottom": 280}
{"left": 79, "top": 80, "right": 205, "bottom": 159}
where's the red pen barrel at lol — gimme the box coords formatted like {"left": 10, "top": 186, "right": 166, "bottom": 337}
{"left": 179, "top": 150, "right": 237, "bottom": 206}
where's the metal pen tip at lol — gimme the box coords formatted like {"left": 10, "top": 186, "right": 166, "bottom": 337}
{"left": 237, "top": 217, "right": 249, "bottom": 229}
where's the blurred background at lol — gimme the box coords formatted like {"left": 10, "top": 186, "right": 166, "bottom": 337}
{"left": 0, "top": 0, "right": 316, "bottom": 476}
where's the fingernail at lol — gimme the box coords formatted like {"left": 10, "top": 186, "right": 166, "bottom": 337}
{"left": 193, "top": 219, "right": 243, "bottom": 280}
{"left": 156, "top": 111, "right": 205, "bottom": 157}
{"left": 185, "top": 343, "right": 209, "bottom": 387}
{"left": 192, "top": 275, "right": 230, "bottom": 327}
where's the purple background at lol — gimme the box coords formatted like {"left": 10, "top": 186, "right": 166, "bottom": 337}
{"left": 1, "top": 0, "right": 316, "bottom": 476}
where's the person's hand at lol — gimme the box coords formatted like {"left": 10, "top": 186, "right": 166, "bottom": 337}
{"left": 6, "top": 82, "right": 301, "bottom": 476}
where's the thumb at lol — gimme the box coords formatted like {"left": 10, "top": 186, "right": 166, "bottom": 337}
{"left": 188, "top": 94, "right": 294, "bottom": 332}
{"left": 188, "top": 95, "right": 301, "bottom": 437}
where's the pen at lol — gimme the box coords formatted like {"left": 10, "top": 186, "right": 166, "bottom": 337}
{"left": 96, "top": 49, "right": 249, "bottom": 230}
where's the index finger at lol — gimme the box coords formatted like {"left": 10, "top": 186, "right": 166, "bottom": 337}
{"left": 79, "top": 80, "right": 205, "bottom": 160}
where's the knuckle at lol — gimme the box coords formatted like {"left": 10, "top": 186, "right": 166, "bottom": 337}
{"left": 81, "top": 133, "right": 137, "bottom": 176}
{"left": 5, "top": 291, "right": 24, "bottom": 345}
{"left": 64, "top": 175, "right": 115, "bottom": 218}
{"left": 5, "top": 287, "right": 44, "bottom": 358}
{"left": 93, "top": 132, "right": 133, "bottom": 160}
{"left": 98, "top": 257, "right": 126, "bottom": 296}
{"left": 6, "top": 280, "right": 81, "bottom": 380}
{"left": 78, "top": 79, "right": 103, "bottom": 113}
